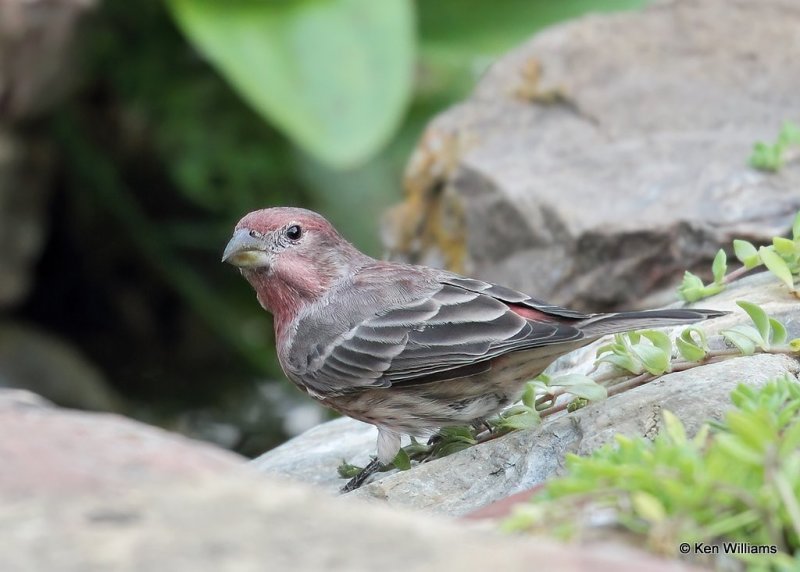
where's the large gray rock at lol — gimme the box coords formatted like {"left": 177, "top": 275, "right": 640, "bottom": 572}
{"left": 0, "top": 390, "right": 695, "bottom": 572}
{"left": 253, "top": 272, "right": 800, "bottom": 516}
{"left": 384, "top": 0, "right": 800, "bottom": 311}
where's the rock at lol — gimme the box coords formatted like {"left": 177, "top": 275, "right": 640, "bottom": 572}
{"left": 0, "top": 390, "right": 697, "bottom": 572}
{"left": 384, "top": 0, "right": 800, "bottom": 311}
{"left": 0, "top": 0, "right": 97, "bottom": 121}
{"left": 253, "top": 272, "right": 800, "bottom": 515}
{"left": 0, "top": 322, "right": 121, "bottom": 411}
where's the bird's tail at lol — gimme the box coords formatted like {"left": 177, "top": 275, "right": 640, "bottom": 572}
{"left": 577, "top": 308, "right": 727, "bottom": 337}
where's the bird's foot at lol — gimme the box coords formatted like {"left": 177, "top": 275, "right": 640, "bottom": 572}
{"left": 471, "top": 419, "right": 493, "bottom": 437}
{"left": 340, "top": 457, "right": 383, "bottom": 493}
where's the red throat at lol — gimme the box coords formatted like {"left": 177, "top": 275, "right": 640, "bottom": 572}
{"left": 245, "top": 269, "right": 324, "bottom": 342}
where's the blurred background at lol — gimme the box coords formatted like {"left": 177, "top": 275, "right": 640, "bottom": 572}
{"left": 0, "top": 0, "right": 647, "bottom": 457}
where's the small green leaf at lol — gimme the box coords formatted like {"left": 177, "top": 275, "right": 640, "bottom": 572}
{"left": 499, "top": 410, "right": 541, "bottom": 430}
{"left": 521, "top": 382, "right": 536, "bottom": 409}
{"left": 715, "top": 433, "right": 763, "bottom": 466}
{"left": 598, "top": 353, "right": 643, "bottom": 375}
{"left": 337, "top": 460, "right": 363, "bottom": 478}
{"left": 779, "top": 121, "right": 800, "bottom": 146}
{"left": 630, "top": 344, "right": 670, "bottom": 375}
{"left": 550, "top": 374, "right": 608, "bottom": 401}
{"left": 773, "top": 236, "right": 797, "bottom": 257}
{"left": 677, "top": 271, "right": 708, "bottom": 302}
{"left": 640, "top": 330, "right": 673, "bottom": 356}
{"left": 680, "top": 326, "right": 708, "bottom": 349}
{"left": 392, "top": 448, "right": 412, "bottom": 471}
{"left": 736, "top": 300, "right": 771, "bottom": 342}
{"left": 749, "top": 141, "right": 783, "bottom": 172}
{"left": 722, "top": 325, "right": 761, "bottom": 355}
{"left": 661, "top": 410, "right": 687, "bottom": 444}
{"left": 733, "top": 239, "right": 761, "bottom": 269}
{"left": 790, "top": 339, "right": 800, "bottom": 352}
{"left": 759, "top": 246, "right": 795, "bottom": 289}
{"left": 711, "top": 249, "right": 727, "bottom": 284}
{"left": 769, "top": 318, "right": 788, "bottom": 346}
{"left": 676, "top": 336, "right": 706, "bottom": 362}
{"left": 793, "top": 212, "right": 800, "bottom": 241}
{"left": 567, "top": 397, "right": 589, "bottom": 413}
{"left": 631, "top": 491, "right": 667, "bottom": 523}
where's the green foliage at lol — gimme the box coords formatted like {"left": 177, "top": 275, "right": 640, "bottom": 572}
{"left": 675, "top": 327, "right": 709, "bottom": 362}
{"left": 503, "top": 376, "right": 800, "bottom": 569}
{"left": 678, "top": 249, "right": 727, "bottom": 302}
{"left": 678, "top": 212, "right": 800, "bottom": 302}
{"left": 168, "top": 0, "right": 415, "bottom": 168}
{"left": 596, "top": 330, "right": 673, "bottom": 376}
{"left": 721, "top": 301, "right": 790, "bottom": 356}
{"left": 750, "top": 122, "right": 800, "bottom": 172}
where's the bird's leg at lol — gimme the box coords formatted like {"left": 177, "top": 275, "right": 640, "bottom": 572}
{"left": 471, "top": 419, "right": 493, "bottom": 437}
{"left": 341, "top": 457, "right": 383, "bottom": 493}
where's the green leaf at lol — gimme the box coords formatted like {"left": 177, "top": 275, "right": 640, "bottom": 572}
{"left": 631, "top": 491, "right": 667, "bottom": 523}
{"left": 711, "top": 249, "right": 727, "bottom": 284}
{"left": 567, "top": 397, "right": 589, "bottom": 413}
{"left": 392, "top": 447, "right": 412, "bottom": 471}
{"left": 677, "top": 271, "right": 707, "bottom": 302}
{"left": 759, "top": 246, "right": 795, "bottom": 289}
{"left": 773, "top": 236, "right": 797, "bottom": 257}
{"left": 790, "top": 339, "right": 800, "bottom": 352}
{"left": 167, "top": 0, "right": 415, "bottom": 167}
{"left": 630, "top": 344, "right": 670, "bottom": 375}
{"left": 733, "top": 239, "right": 761, "bottom": 269}
{"left": 550, "top": 374, "right": 608, "bottom": 401}
{"left": 521, "top": 382, "right": 536, "bottom": 409}
{"left": 676, "top": 336, "right": 706, "bottom": 362}
{"left": 661, "top": 410, "right": 687, "bottom": 444}
{"left": 598, "top": 353, "right": 642, "bottom": 375}
{"left": 769, "top": 318, "right": 788, "bottom": 346}
{"left": 779, "top": 121, "right": 800, "bottom": 146}
{"left": 736, "top": 300, "right": 771, "bottom": 342}
{"left": 499, "top": 410, "right": 541, "bottom": 430}
{"left": 337, "top": 460, "right": 363, "bottom": 478}
{"left": 640, "top": 330, "right": 673, "bottom": 356}
{"left": 749, "top": 141, "right": 783, "bottom": 172}
{"left": 793, "top": 212, "right": 800, "bottom": 241}
{"left": 714, "top": 433, "right": 763, "bottom": 466}
{"left": 722, "top": 325, "right": 761, "bottom": 355}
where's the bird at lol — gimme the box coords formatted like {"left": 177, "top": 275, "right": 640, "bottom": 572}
{"left": 223, "top": 207, "right": 725, "bottom": 491}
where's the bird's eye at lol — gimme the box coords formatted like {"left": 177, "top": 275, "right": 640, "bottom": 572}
{"left": 285, "top": 224, "right": 302, "bottom": 241}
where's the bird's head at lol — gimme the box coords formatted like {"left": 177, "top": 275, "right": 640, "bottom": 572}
{"left": 223, "top": 207, "right": 366, "bottom": 319}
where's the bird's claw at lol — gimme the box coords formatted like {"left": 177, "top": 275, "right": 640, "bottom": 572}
{"left": 340, "top": 457, "right": 383, "bottom": 493}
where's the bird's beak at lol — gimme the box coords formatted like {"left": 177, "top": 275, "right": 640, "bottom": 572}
{"left": 222, "top": 229, "right": 271, "bottom": 268}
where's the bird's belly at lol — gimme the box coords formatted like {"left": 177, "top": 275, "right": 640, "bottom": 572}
{"left": 320, "top": 347, "right": 561, "bottom": 436}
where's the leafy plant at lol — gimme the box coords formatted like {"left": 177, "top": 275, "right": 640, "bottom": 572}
{"left": 502, "top": 376, "right": 800, "bottom": 570}
{"left": 168, "top": 0, "right": 415, "bottom": 168}
{"left": 678, "top": 212, "right": 800, "bottom": 302}
{"left": 750, "top": 122, "right": 800, "bottom": 172}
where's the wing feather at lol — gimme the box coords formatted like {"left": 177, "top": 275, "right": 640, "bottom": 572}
{"left": 298, "top": 275, "right": 587, "bottom": 396}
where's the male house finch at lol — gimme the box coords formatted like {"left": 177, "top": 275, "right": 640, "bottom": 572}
{"left": 223, "top": 207, "right": 724, "bottom": 491}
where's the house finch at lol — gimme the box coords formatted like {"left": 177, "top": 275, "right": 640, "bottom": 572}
{"left": 223, "top": 207, "right": 724, "bottom": 491}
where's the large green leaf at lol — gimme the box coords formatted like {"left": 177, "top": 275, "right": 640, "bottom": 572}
{"left": 168, "top": 0, "right": 415, "bottom": 167}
